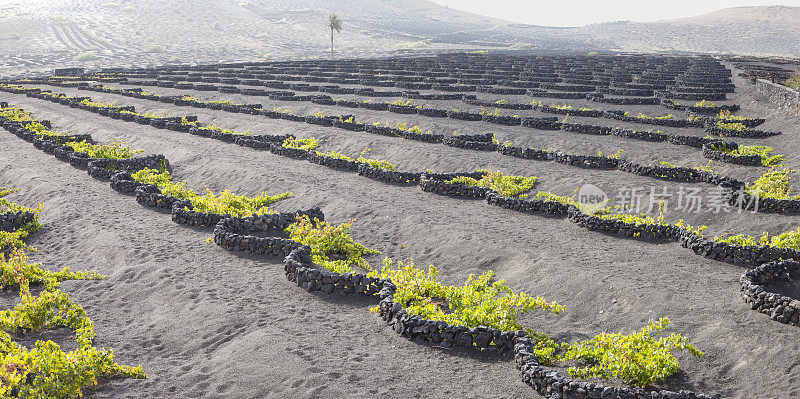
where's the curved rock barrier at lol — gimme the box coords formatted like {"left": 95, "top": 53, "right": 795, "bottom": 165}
{"left": 213, "top": 208, "right": 324, "bottom": 255}
{"left": 728, "top": 190, "right": 800, "bottom": 214}
{"left": 603, "top": 110, "right": 704, "bottom": 128}
{"left": 667, "top": 135, "right": 723, "bottom": 149}
{"left": 462, "top": 97, "right": 533, "bottom": 110}
{"left": 740, "top": 259, "right": 800, "bottom": 326}
{"left": 498, "top": 145, "right": 552, "bottom": 160}
{"left": 702, "top": 145, "right": 762, "bottom": 166}
{"left": 561, "top": 122, "right": 613, "bottom": 136}
{"left": 0, "top": 211, "right": 36, "bottom": 234}
{"left": 553, "top": 152, "right": 619, "bottom": 169}
{"left": 611, "top": 128, "right": 668, "bottom": 142}
{"left": 87, "top": 155, "right": 169, "bottom": 179}
{"left": 357, "top": 164, "right": 421, "bottom": 185}
{"left": 442, "top": 135, "right": 499, "bottom": 151}
{"left": 419, "top": 171, "right": 490, "bottom": 198}
{"left": 705, "top": 126, "right": 780, "bottom": 139}
{"left": 513, "top": 337, "right": 720, "bottom": 399}
{"left": 521, "top": 117, "right": 562, "bottom": 130}
{"left": 589, "top": 95, "right": 661, "bottom": 105}
{"left": 527, "top": 89, "right": 588, "bottom": 99}
{"left": 307, "top": 152, "right": 360, "bottom": 172}
{"left": 618, "top": 161, "right": 739, "bottom": 185}
{"left": 539, "top": 105, "right": 603, "bottom": 118}
{"left": 662, "top": 99, "right": 740, "bottom": 115}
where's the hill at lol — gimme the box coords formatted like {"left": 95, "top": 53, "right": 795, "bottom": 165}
{"left": 580, "top": 6, "right": 800, "bottom": 57}
{"left": 0, "top": 1, "right": 798, "bottom": 77}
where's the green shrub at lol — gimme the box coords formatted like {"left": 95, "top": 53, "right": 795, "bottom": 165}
{"left": 65, "top": 140, "right": 142, "bottom": 159}
{"left": 694, "top": 100, "right": 716, "bottom": 108}
{"left": 714, "top": 228, "right": 800, "bottom": 250}
{"left": 551, "top": 104, "right": 597, "bottom": 112}
{"left": 717, "top": 110, "right": 749, "bottom": 122}
{"left": 715, "top": 121, "right": 747, "bottom": 131}
{"left": 784, "top": 71, "right": 800, "bottom": 90}
{"left": 534, "top": 191, "right": 611, "bottom": 215}
{"left": 356, "top": 149, "right": 396, "bottom": 171}
{"left": 446, "top": 170, "right": 537, "bottom": 198}
{"left": 131, "top": 169, "right": 291, "bottom": 216}
{"left": 600, "top": 212, "right": 666, "bottom": 226}
{"left": 746, "top": 167, "right": 799, "bottom": 200}
{"left": 1, "top": 249, "right": 102, "bottom": 295}
{"left": 627, "top": 112, "right": 672, "bottom": 120}
{"left": 736, "top": 146, "right": 784, "bottom": 166}
{"left": 0, "top": 289, "right": 146, "bottom": 397}
{"left": 79, "top": 99, "right": 118, "bottom": 109}
{"left": 396, "top": 122, "right": 434, "bottom": 135}
{"left": 191, "top": 189, "right": 291, "bottom": 217}
{"left": 390, "top": 99, "right": 414, "bottom": 106}
{"left": 367, "top": 258, "right": 563, "bottom": 336}
{"left": 282, "top": 137, "right": 318, "bottom": 151}
{"left": 707, "top": 143, "right": 786, "bottom": 166}
{"left": 597, "top": 149, "right": 623, "bottom": 159}
{"left": 675, "top": 220, "right": 708, "bottom": 237}
{"left": 0, "top": 187, "right": 42, "bottom": 252}
{"left": 285, "top": 215, "right": 379, "bottom": 274}
{"left": 197, "top": 123, "right": 249, "bottom": 136}
{"left": 315, "top": 151, "right": 353, "bottom": 161}
{"left": 559, "top": 318, "right": 702, "bottom": 387}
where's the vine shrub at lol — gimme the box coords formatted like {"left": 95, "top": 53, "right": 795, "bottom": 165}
{"left": 198, "top": 123, "right": 249, "bottom": 136}
{"left": 285, "top": 216, "right": 379, "bottom": 274}
{"left": 559, "top": 318, "right": 703, "bottom": 387}
{"left": 0, "top": 289, "right": 146, "bottom": 397}
{"left": 397, "top": 123, "right": 434, "bottom": 135}
{"left": 0, "top": 187, "right": 42, "bottom": 253}
{"left": 715, "top": 121, "right": 748, "bottom": 131}
{"left": 282, "top": 137, "right": 318, "bottom": 151}
{"left": 746, "top": 167, "right": 799, "bottom": 200}
{"left": 356, "top": 155, "right": 397, "bottom": 171}
{"left": 191, "top": 190, "right": 291, "bottom": 217}
{"left": 446, "top": 170, "right": 537, "bottom": 197}
{"left": 368, "top": 258, "right": 564, "bottom": 334}
{"left": 694, "top": 100, "right": 716, "bottom": 108}
{"left": 65, "top": 140, "right": 142, "bottom": 160}
{"left": 708, "top": 144, "right": 784, "bottom": 166}
{"left": 717, "top": 110, "right": 749, "bottom": 122}
{"left": 315, "top": 151, "right": 353, "bottom": 161}
{"left": 1, "top": 249, "right": 102, "bottom": 295}
{"left": 714, "top": 228, "right": 800, "bottom": 251}
{"left": 534, "top": 191, "right": 611, "bottom": 215}
{"left": 0, "top": 192, "right": 145, "bottom": 397}
{"left": 785, "top": 71, "right": 800, "bottom": 90}
{"left": 131, "top": 169, "right": 292, "bottom": 216}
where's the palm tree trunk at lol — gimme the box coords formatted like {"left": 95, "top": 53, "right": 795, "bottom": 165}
{"left": 330, "top": 27, "right": 334, "bottom": 58}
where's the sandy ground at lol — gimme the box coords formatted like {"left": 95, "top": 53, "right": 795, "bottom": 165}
{"left": 1, "top": 65, "right": 800, "bottom": 398}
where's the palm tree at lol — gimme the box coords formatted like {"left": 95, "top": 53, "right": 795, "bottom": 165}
{"left": 326, "top": 14, "right": 343, "bottom": 58}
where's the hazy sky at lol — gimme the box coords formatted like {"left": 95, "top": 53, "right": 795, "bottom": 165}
{"left": 428, "top": 0, "right": 800, "bottom": 26}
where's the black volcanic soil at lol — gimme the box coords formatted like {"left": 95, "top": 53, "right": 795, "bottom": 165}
{"left": 1, "top": 63, "right": 799, "bottom": 398}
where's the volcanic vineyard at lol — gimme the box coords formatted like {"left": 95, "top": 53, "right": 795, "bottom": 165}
{"left": 1, "top": 53, "right": 799, "bottom": 398}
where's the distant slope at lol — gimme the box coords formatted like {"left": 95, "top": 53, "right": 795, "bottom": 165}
{"left": 0, "top": 1, "right": 797, "bottom": 77}
{"left": 580, "top": 6, "right": 800, "bottom": 57}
